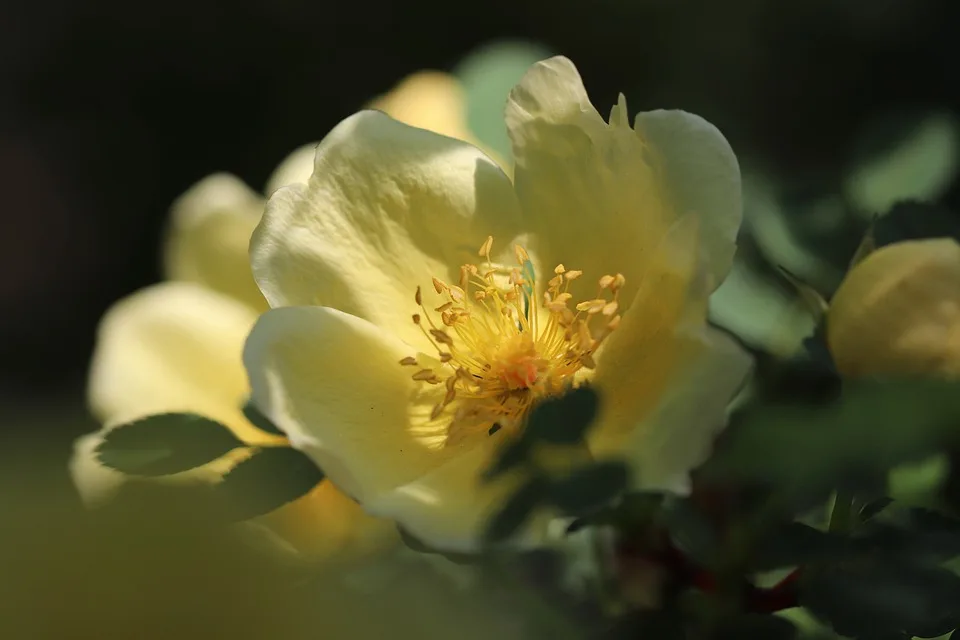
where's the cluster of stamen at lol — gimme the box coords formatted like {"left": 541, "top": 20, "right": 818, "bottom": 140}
{"left": 400, "top": 236, "right": 625, "bottom": 446}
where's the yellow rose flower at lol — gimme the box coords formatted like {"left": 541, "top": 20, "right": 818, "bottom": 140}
{"left": 827, "top": 238, "right": 960, "bottom": 378}
{"left": 70, "top": 70, "right": 480, "bottom": 560}
{"left": 242, "top": 56, "right": 751, "bottom": 552}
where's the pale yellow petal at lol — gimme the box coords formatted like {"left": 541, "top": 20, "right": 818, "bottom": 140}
{"left": 626, "top": 327, "right": 751, "bottom": 492}
{"left": 365, "top": 439, "right": 546, "bottom": 552}
{"left": 633, "top": 110, "right": 741, "bottom": 288}
{"left": 588, "top": 212, "right": 749, "bottom": 492}
{"left": 827, "top": 238, "right": 960, "bottom": 377}
{"left": 505, "top": 56, "right": 740, "bottom": 306}
{"left": 588, "top": 214, "right": 707, "bottom": 457}
{"left": 264, "top": 142, "right": 318, "bottom": 196}
{"left": 243, "top": 305, "right": 472, "bottom": 505}
{"left": 163, "top": 173, "right": 268, "bottom": 311}
{"left": 88, "top": 282, "right": 259, "bottom": 430}
{"left": 250, "top": 110, "right": 522, "bottom": 350}
{"left": 504, "top": 56, "right": 604, "bottom": 134}
{"left": 505, "top": 57, "right": 669, "bottom": 305}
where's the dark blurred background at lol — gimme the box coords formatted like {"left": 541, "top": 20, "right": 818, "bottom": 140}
{"left": 2, "top": 0, "right": 959, "bottom": 493}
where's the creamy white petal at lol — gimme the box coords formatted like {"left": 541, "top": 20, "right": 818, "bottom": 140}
{"left": 588, "top": 213, "right": 707, "bottom": 458}
{"left": 633, "top": 110, "right": 741, "bottom": 289}
{"left": 88, "top": 282, "right": 259, "bottom": 428}
{"left": 264, "top": 142, "right": 318, "bottom": 196}
{"left": 163, "top": 174, "right": 268, "bottom": 311}
{"left": 626, "top": 327, "right": 751, "bottom": 492}
{"left": 503, "top": 56, "right": 604, "bottom": 134}
{"left": 365, "top": 439, "right": 546, "bottom": 552}
{"left": 250, "top": 110, "right": 522, "bottom": 350}
{"left": 505, "top": 56, "right": 740, "bottom": 308}
{"left": 243, "top": 305, "right": 472, "bottom": 504}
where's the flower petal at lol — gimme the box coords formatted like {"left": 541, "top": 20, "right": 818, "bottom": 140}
{"left": 243, "top": 305, "right": 472, "bottom": 505}
{"left": 250, "top": 110, "right": 522, "bottom": 350}
{"left": 633, "top": 110, "right": 741, "bottom": 288}
{"left": 626, "top": 327, "right": 751, "bottom": 492}
{"left": 586, "top": 212, "right": 748, "bottom": 494}
{"left": 505, "top": 56, "right": 740, "bottom": 307}
{"left": 88, "top": 282, "right": 260, "bottom": 429}
{"left": 163, "top": 174, "right": 268, "bottom": 311}
{"left": 588, "top": 211, "right": 750, "bottom": 491}
{"left": 827, "top": 238, "right": 960, "bottom": 377}
{"left": 264, "top": 142, "right": 318, "bottom": 196}
{"left": 365, "top": 439, "right": 545, "bottom": 552}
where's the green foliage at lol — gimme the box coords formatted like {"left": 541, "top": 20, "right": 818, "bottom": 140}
{"left": 703, "top": 377, "right": 960, "bottom": 500}
{"left": 523, "top": 386, "right": 600, "bottom": 446}
{"left": 96, "top": 413, "right": 245, "bottom": 476}
{"left": 483, "top": 477, "right": 550, "bottom": 544}
{"left": 548, "top": 460, "right": 630, "bottom": 516}
{"left": 241, "top": 398, "right": 285, "bottom": 436}
{"left": 482, "top": 386, "right": 630, "bottom": 544}
{"left": 801, "top": 560, "right": 960, "bottom": 638}
{"left": 869, "top": 200, "right": 960, "bottom": 248}
{"left": 713, "top": 614, "right": 798, "bottom": 640}
{"left": 216, "top": 447, "right": 326, "bottom": 521}
{"left": 484, "top": 385, "right": 600, "bottom": 482}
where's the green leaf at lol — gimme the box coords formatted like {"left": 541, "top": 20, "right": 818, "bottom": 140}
{"left": 548, "top": 460, "right": 630, "bottom": 517}
{"left": 482, "top": 437, "right": 531, "bottom": 481}
{"left": 565, "top": 491, "right": 665, "bottom": 535}
{"left": 523, "top": 386, "right": 600, "bottom": 446}
{"left": 849, "top": 220, "right": 878, "bottom": 268}
{"left": 97, "top": 413, "right": 245, "bottom": 476}
{"left": 241, "top": 398, "right": 284, "bottom": 436}
{"left": 483, "top": 477, "right": 548, "bottom": 544}
{"left": 714, "top": 614, "right": 798, "bottom": 640}
{"left": 858, "top": 497, "right": 894, "bottom": 522}
{"left": 751, "top": 522, "right": 847, "bottom": 572}
{"left": 703, "top": 377, "right": 960, "bottom": 498}
{"left": 215, "top": 447, "right": 325, "bottom": 521}
{"left": 777, "top": 266, "right": 828, "bottom": 320}
{"left": 859, "top": 507, "right": 960, "bottom": 564}
{"left": 754, "top": 349, "right": 841, "bottom": 405}
{"left": 801, "top": 560, "right": 960, "bottom": 639}
{"left": 659, "top": 497, "right": 720, "bottom": 568}
{"left": 871, "top": 201, "right": 960, "bottom": 248}
{"left": 845, "top": 110, "right": 959, "bottom": 216}
{"left": 613, "top": 609, "right": 687, "bottom": 639}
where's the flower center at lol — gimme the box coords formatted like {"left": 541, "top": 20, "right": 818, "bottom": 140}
{"left": 400, "top": 236, "right": 624, "bottom": 446}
